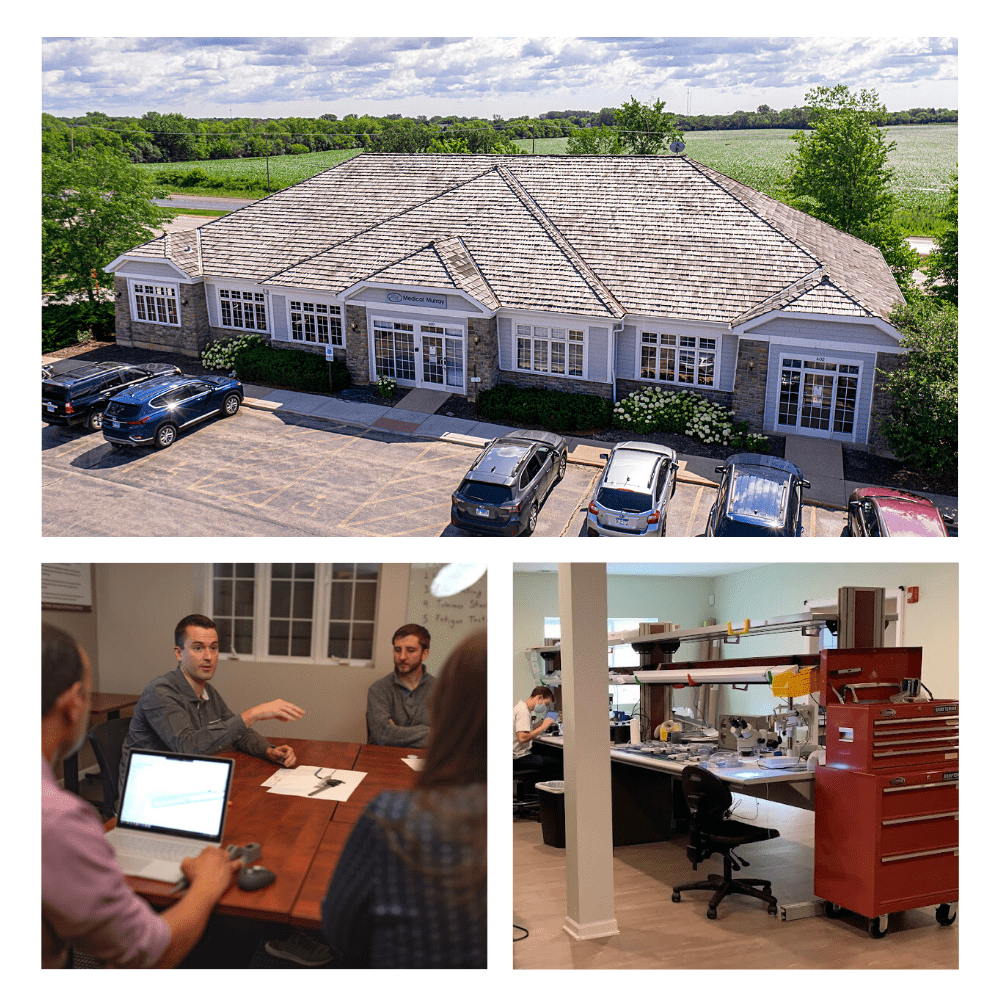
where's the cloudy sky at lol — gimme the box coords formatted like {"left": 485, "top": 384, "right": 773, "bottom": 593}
{"left": 41, "top": 36, "right": 958, "bottom": 120}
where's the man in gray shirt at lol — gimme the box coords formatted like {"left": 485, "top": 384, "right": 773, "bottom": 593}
{"left": 366, "top": 624, "right": 434, "bottom": 747}
{"left": 120, "top": 614, "right": 306, "bottom": 800}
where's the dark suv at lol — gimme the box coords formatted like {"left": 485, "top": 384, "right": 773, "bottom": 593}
{"left": 102, "top": 373, "right": 244, "bottom": 449}
{"left": 705, "top": 453, "right": 811, "bottom": 537}
{"left": 42, "top": 361, "right": 181, "bottom": 431}
{"left": 451, "top": 430, "right": 568, "bottom": 535}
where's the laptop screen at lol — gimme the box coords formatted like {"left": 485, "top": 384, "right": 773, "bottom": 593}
{"left": 118, "top": 749, "right": 234, "bottom": 842}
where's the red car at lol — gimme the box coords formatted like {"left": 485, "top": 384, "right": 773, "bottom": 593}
{"left": 847, "top": 487, "right": 951, "bottom": 537}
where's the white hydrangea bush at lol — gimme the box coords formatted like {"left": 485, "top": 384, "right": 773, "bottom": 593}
{"left": 201, "top": 334, "right": 265, "bottom": 371}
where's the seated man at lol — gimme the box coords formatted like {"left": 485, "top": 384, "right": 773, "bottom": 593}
{"left": 42, "top": 624, "right": 239, "bottom": 968}
{"left": 366, "top": 624, "right": 434, "bottom": 747}
{"left": 120, "top": 614, "right": 305, "bottom": 799}
{"left": 513, "top": 686, "right": 562, "bottom": 791}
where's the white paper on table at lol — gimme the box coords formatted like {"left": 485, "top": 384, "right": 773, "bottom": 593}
{"left": 402, "top": 756, "right": 425, "bottom": 771}
{"left": 261, "top": 765, "right": 367, "bottom": 801}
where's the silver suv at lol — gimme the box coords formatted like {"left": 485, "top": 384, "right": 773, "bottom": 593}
{"left": 587, "top": 441, "right": 678, "bottom": 536}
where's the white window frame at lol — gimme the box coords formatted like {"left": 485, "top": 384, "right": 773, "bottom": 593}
{"left": 288, "top": 296, "right": 343, "bottom": 346}
{"left": 776, "top": 352, "right": 864, "bottom": 438}
{"left": 217, "top": 286, "right": 269, "bottom": 332}
{"left": 638, "top": 329, "right": 717, "bottom": 389}
{"left": 206, "top": 563, "right": 380, "bottom": 666}
{"left": 129, "top": 278, "right": 181, "bottom": 327}
{"left": 515, "top": 323, "right": 586, "bottom": 378}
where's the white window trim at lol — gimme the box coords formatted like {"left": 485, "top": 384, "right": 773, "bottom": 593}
{"left": 285, "top": 294, "right": 344, "bottom": 347}
{"left": 636, "top": 327, "right": 719, "bottom": 390}
{"left": 775, "top": 351, "right": 866, "bottom": 439}
{"left": 512, "top": 322, "right": 588, "bottom": 379}
{"left": 201, "top": 564, "right": 381, "bottom": 667}
{"left": 128, "top": 278, "right": 181, "bottom": 327}
{"left": 216, "top": 285, "right": 270, "bottom": 334}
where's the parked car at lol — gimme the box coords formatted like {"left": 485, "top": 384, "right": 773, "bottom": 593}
{"left": 586, "top": 441, "right": 679, "bottom": 536}
{"left": 705, "top": 453, "right": 810, "bottom": 537}
{"left": 102, "top": 373, "right": 244, "bottom": 449}
{"left": 847, "top": 487, "right": 951, "bottom": 537}
{"left": 451, "top": 430, "right": 568, "bottom": 535}
{"left": 42, "top": 360, "right": 182, "bottom": 431}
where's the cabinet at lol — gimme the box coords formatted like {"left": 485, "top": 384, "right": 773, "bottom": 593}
{"left": 814, "top": 700, "right": 958, "bottom": 937}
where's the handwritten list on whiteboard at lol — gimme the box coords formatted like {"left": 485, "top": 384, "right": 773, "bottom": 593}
{"left": 406, "top": 564, "right": 487, "bottom": 667}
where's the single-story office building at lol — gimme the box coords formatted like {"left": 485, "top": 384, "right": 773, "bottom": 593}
{"left": 106, "top": 154, "right": 906, "bottom": 448}
{"left": 512, "top": 562, "right": 958, "bottom": 970}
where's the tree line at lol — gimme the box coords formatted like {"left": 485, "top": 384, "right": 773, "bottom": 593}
{"left": 41, "top": 102, "right": 957, "bottom": 164}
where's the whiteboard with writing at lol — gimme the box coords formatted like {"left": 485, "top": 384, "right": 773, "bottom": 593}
{"left": 406, "top": 564, "right": 487, "bottom": 668}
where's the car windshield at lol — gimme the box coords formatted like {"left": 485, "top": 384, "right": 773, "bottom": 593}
{"left": 458, "top": 480, "right": 513, "bottom": 505}
{"left": 104, "top": 401, "right": 143, "bottom": 419}
{"left": 596, "top": 487, "right": 653, "bottom": 513}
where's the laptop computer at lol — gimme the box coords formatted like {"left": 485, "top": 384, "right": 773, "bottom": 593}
{"left": 105, "top": 748, "right": 234, "bottom": 883}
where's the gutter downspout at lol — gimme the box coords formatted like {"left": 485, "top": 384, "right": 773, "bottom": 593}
{"left": 611, "top": 320, "right": 625, "bottom": 404}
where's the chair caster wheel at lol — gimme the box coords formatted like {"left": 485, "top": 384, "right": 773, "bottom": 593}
{"left": 767, "top": 904, "right": 778, "bottom": 916}
{"left": 869, "top": 915, "right": 888, "bottom": 939}
{"left": 671, "top": 892, "right": 681, "bottom": 903}
{"left": 935, "top": 903, "right": 957, "bottom": 926}
{"left": 706, "top": 907, "right": 717, "bottom": 920}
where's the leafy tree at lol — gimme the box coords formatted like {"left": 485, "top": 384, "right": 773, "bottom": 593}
{"left": 566, "top": 126, "right": 623, "bottom": 155}
{"left": 877, "top": 294, "right": 957, "bottom": 477}
{"left": 42, "top": 147, "right": 174, "bottom": 303}
{"left": 614, "top": 96, "right": 683, "bottom": 155}
{"left": 785, "top": 85, "right": 919, "bottom": 292}
{"left": 923, "top": 174, "right": 958, "bottom": 304}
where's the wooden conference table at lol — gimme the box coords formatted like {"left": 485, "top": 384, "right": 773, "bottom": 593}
{"left": 117, "top": 738, "right": 425, "bottom": 929}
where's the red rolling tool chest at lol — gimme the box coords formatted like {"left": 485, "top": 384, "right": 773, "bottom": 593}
{"left": 815, "top": 697, "right": 958, "bottom": 937}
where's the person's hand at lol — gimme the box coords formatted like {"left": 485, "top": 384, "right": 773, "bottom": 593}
{"left": 181, "top": 847, "right": 240, "bottom": 902}
{"left": 540, "top": 717, "right": 555, "bottom": 731}
{"left": 267, "top": 744, "right": 297, "bottom": 768}
{"left": 248, "top": 699, "right": 305, "bottom": 723}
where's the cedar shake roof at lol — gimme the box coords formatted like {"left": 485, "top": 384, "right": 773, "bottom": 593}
{"left": 116, "top": 154, "right": 904, "bottom": 326}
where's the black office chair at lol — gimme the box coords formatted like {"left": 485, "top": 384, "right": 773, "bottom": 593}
{"left": 671, "top": 765, "right": 780, "bottom": 919}
{"left": 87, "top": 716, "right": 132, "bottom": 819}
{"left": 513, "top": 767, "right": 541, "bottom": 819}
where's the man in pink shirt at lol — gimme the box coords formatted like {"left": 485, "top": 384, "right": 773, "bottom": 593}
{"left": 42, "top": 623, "right": 240, "bottom": 968}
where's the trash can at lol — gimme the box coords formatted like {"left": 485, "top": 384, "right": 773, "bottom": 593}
{"left": 536, "top": 780, "right": 566, "bottom": 848}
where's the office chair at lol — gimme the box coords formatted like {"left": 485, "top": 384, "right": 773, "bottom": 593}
{"left": 513, "top": 767, "right": 541, "bottom": 819}
{"left": 86, "top": 716, "right": 132, "bottom": 819}
{"left": 671, "top": 765, "right": 780, "bottom": 919}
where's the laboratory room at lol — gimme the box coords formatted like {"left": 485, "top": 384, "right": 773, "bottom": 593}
{"left": 512, "top": 562, "right": 958, "bottom": 971}
{"left": 41, "top": 561, "right": 487, "bottom": 970}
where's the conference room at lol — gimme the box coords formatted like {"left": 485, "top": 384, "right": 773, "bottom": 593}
{"left": 512, "top": 562, "right": 958, "bottom": 970}
{"left": 42, "top": 561, "right": 487, "bottom": 969}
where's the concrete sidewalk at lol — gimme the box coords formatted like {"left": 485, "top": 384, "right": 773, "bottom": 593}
{"left": 240, "top": 383, "right": 957, "bottom": 520}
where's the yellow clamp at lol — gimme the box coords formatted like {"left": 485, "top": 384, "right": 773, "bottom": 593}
{"left": 727, "top": 619, "right": 751, "bottom": 636}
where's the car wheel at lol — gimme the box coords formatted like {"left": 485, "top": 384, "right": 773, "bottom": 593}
{"left": 556, "top": 452, "right": 567, "bottom": 481}
{"left": 86, "top": 409, "right": 104, "bottom": 432}
{"left": 221, "top": 392, "right": 241, "bottom": 417}
{"left": 525, "top": 501, "right": 538, "bottom": 535}
{"left": 154, "top": 423, "right": 177, "bottom": 449}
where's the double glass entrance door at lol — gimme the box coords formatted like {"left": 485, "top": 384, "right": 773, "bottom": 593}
{"left": 374, "top": 319, "right": 464, "bottom": 389}
{"left": 778, "top": 357, "right": 860, "bottom": 438}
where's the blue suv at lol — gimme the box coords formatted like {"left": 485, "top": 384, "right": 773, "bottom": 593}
{"left": 102, "top": 373, "right": 243, "bottom": 449}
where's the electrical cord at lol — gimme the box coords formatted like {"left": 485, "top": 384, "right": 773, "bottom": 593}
{"left": 513, "top": 923, "right": 529, "bottom": 942}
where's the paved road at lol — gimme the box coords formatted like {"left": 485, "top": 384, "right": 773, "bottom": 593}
{"left": 42, "top": 406, "right": 850, "bottom": 538}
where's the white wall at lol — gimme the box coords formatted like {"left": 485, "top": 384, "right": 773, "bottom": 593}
{"left": 514, "top": 563, "right": 958, "bottom": 719}
{"left": 43, "top": 563, "right": 486, "bottom": 746}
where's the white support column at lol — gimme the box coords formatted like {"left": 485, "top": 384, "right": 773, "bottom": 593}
{"left": 558, "top": 563, "right": 619, "bottom": 940}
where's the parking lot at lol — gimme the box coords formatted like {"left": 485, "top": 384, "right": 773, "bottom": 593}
{"left": 42, "top": 406, "right": 850, "bottom": 537}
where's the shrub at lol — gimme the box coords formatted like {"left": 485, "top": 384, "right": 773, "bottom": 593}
{"left": 231, "top": 339, "right": 351, "bottom": 393}
{"left": 375, "top": 375, "right": 396, "bottom": 398}
{"left": 477, "top": 384, "right": 613, "bottom": 433}
{"left": 201, "top": 333, "right": 266, "bottom": 371}
{"left": 613, "top": 387, "right": 769, "bottom": 450}
{"left": 42, "top": 301, "right": 116, "bottom": 352}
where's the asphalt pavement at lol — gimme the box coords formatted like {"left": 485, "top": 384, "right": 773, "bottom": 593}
{"left": 236, "top": 383, "right": 956, "bottom": 521}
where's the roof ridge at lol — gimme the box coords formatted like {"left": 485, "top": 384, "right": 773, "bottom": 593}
{"left": 732, "top": 265, "right": 875, "bottom": 326}
{"left": 494, "top": 164, "right": 625, "bottom": 318}
{"left": 431, "top": 235, "right": 502, "bottom": 308}
{"left": 263, "top": 163, "right": 500, "bottom": 283}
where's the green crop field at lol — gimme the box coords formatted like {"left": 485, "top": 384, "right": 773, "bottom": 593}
{"left": 142, "top": 123, "right": 956, "bottom": 235}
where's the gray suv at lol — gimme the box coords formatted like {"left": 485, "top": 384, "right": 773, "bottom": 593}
{"left": 705, "top": 453, "right": 810, "bottom": 536}
{"left": 451, "top": 430, "right": 568, "bottom": 536}
{"left": 587, "top": 441, "right": 678, "bottom": 536}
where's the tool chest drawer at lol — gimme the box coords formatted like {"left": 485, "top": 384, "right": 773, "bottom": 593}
{"left": 826, "top": 701, "right": 958, "bottom": 772}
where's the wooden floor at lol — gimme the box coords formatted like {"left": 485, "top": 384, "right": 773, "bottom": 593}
{"left": 513, "top": 796, "right": 958, "bottom": 969}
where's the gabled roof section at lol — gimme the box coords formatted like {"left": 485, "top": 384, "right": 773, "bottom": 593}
{"left": 106, "top": 153, "right": 904, "bottom": 325}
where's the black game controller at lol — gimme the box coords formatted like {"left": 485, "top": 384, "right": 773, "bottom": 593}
{"left": 238, "top": 865, "right": 277, "bottom": 891}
